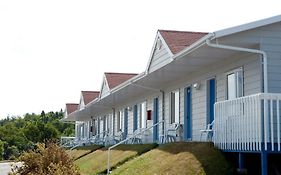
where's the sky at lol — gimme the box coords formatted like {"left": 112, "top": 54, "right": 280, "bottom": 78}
{"left": 0, "top": 0, "right": 280, "bottom": 119}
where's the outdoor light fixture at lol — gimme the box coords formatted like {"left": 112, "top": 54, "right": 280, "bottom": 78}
{"left": 193, "top": 83, "right": 200, "bottom": 90}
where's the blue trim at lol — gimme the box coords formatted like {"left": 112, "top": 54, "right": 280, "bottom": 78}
{"left": 97, "top": 118, "right": 100, "bottom": 137}
{"left": 184, "top": 87, "right": 192, "bottom": 140}
{"left": 208, "top": 78, "right": 216, "bottom": 124}
{"left": 261, "top": 151, "right": 268, "bottom": 175}
{"left": 124, "top": 108, "right": 128, "bottom": 138}
{"left": 133, "top": 105, "right": 138, "bottom": 131}
{"left": 103, "top": 116, "right": 106, "bottom": 137}
{"left": 153, "top": 97, "right": 159, "bottom": 142}
{"left": 238, "top": 152, "right": 244, "bottom": 169}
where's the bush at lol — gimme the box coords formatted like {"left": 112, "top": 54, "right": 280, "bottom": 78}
{"left": 9, "top": 142, "right": 80, "bottom": 175}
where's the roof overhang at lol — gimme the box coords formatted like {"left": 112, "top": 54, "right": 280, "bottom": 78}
{"left": 64, "top": 15, "right": 281, "bottom": 122}
{"left": 72, "top": 38, "right": 259, "bottom": 121}
{"left": 215, "top": 15, "right": 281, "bottom": 38}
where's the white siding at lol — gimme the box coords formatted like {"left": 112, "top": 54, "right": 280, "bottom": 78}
{"left": 148, "top": 38, "right": 172, "bottom": 73}
{"left": 162, "top": 53, "right": 261, "bottom": 141}
{"left": 218, "top": 22, "right": 281, "bottom": 93}
{"left": 260, "top": 23, "right": 281, "bottom": 93}
{"left": 100, "top": 80, "right": 110, "bottom": 98}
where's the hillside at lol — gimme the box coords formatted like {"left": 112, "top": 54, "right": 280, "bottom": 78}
{"left": 111, "top": 142, "right": 231, "bottom": 175}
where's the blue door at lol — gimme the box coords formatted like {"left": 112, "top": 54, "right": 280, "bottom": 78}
{"left": 133, "top": 105, "right": 138, "bottom": 132}
{"left": 124, "top": 108, "right": 128, "bottom": 138}
{"left": 184, "top": 87, "right": 192, "bottom": 140}
{"left": 208, "top": 78, "right": 216, "bottom": 124}
{"left": 153, "top": 97, "right": 159, "bottom": 142}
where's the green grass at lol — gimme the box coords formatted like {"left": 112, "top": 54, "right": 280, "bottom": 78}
{"left": 111, "top": 142, "right": 232, "bottom": 175}
{"left": 66, "top": 145, "right": 103, "bottom": 160}
{"left": 75, "top": 144, "right": 157, "bottom": 175}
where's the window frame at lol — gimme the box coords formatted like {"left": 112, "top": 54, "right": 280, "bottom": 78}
{"left": 139, "top": 101, "right": 147, "bottom": 128}
{"left": 226, "top": 67, "right": 244, "bottom": 100}
{"left": 170, "top": 90, "right": 180, "bottom": 124}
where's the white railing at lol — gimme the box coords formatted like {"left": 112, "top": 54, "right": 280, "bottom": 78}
{"left": 70, "top": 130, "right": 108, "bottom": 149}
{"left": 60, "top": 136, "right": 76, "bottom": 147}
{"left": 214, "top": 93, "right": 281, "bottom": 152}
{"left": 106, "top": 120, "right": 164, "bottom": 174}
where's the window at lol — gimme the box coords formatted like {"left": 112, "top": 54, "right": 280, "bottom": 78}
{"left": 226, "top": 68, "right": 243, "bottom": 100}
{"left": 170, "top": 90, "right": 180, "bottom": 124}
{"left": 139, "top": 102, "right": 147, "bottom": 128}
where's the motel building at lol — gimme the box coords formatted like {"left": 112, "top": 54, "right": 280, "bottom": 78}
{"left": 62, "top": 15, "right": 281, "bottom": 175}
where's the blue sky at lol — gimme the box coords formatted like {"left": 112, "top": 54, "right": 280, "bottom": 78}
{"left": 0, "top": 0, "right": 280, "bottom": 118}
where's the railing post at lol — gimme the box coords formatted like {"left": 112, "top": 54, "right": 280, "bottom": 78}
{"left": 107, "top": 148, "right": 111, "bottom": 175}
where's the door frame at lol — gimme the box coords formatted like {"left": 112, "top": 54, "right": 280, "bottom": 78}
{"left": 207, "top": 78, "right": 216, "bottom": 124}
{"left": 153, "top": 97, "right": 159, "bottom": 142}
{"left": 184, "top": 86, "right": 192, "bottom": 140}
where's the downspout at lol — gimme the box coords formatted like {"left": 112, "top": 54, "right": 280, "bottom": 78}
{"left": 206, "top": 38, "right": 268, "bottom": 93}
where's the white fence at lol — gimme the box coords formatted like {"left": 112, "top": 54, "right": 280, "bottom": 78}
{"left": 214, "top": 93, "right": 281, "bottom": 152}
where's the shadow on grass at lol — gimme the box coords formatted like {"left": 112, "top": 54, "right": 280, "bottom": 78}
{"left": 112, "top": 143, "right": 158, "bottom": 154}
{"left": 97, "top": 143, "right": 158, "bottom": 175}
{"left": 68, "top": 144, "right": 104, "bottom": 161}
{"left": 157, "top": 142, "right": 233, "bottom": 175}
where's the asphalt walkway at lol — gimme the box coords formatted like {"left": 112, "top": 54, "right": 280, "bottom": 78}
{"left": 0, "top": 162, "right": 21, "bottom": 175}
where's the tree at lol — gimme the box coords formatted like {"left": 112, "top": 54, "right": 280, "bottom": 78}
{"left": 0, "top": 140, "right": 4, "bottom": 160}
{"left": 0, "top": 110, "right": 75, "bottom": 160}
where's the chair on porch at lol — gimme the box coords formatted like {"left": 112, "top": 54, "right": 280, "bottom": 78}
{"left": 131, "top": 128, "right": 143, "bottom": 144}
{"left": 200, "top": 120, "right": 214, "bottom": 141}
{"left": 114, "top": 129, "right": 124, "bottom": 143}
{"left": 164, "top": 123, "right": 180, "bottom": 143}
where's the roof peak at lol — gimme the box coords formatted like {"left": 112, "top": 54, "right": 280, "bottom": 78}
{"left": 159, "top": 29, "right": 208, "bottom": 34}
{"left": 81, "top": 91, "right": 100, "bottom": 93}
{"left": 104, "top": 72, "right": 138, "bottom": 75}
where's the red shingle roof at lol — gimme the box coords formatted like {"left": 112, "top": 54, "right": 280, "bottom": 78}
{"left": 81, "top": 91, "right": 100, "bottom": 105}
{"left": 105, "top": 72, "right": 138, "bottom": 89}
{"left": 65, "top": 103, "right": 78, "bottom": 115}
{"left": 159, "top": 30, "right": 208, "bottom": 54}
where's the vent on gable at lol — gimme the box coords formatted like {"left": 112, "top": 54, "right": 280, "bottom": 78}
{"left": 157, "top": 38, "right": 162, "bottom": 50}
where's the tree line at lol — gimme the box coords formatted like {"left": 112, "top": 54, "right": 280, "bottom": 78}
{"left": 0, "top": 110, "right": 74, "bottom": 160}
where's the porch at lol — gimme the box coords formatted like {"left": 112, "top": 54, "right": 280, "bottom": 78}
{"left": 214, "top": 93, "right": 281, "bottom": 152}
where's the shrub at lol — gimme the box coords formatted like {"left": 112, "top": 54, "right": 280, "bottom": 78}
{"left": 9, "top": 142, "right": 80, "bottom": 175}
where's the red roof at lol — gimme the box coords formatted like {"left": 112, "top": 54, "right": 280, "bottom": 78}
{"left": 105, "top": 72, "right": 138, "bottom": 89}
{"left": 65, "top": 103, "right": 78, "bottom": 115}
{"left": 159, "top": 30, "right": 208, "bottom": 54}
{"left": 81, "top": 91, "right": 100, "bottom": 105}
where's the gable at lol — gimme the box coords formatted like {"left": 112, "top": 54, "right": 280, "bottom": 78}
{"left": 146, "top": 30, "right": 208, "bottom": 74}
{"left": 100, "top": 77, "right": 110, "bottom": 98}
{"left": 146, "top": 32, "right": 173, "bottom": 74}
{"left": 79, "top": 95, "right": 85, "bottom": 110}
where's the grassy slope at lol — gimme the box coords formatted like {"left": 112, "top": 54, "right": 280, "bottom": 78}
{"left": 75, "top": 144, "right": 157, "bottom": 175}
{"left": 112, "top": 142, "right": 232, "bottom": 175}
{"left": 66, "top": 145, "right": 103, "bottom": 160}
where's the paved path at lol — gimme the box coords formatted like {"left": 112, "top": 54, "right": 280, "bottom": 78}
{"left": 0, "top": 162, "right": 21, "bottom": 175}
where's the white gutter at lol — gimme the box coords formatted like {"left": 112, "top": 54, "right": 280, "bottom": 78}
{"left": 206, "top": 37, "right": 268, "bottom": 93}
{"left": 173, "top": 33, "right": 213, "bottom": 60}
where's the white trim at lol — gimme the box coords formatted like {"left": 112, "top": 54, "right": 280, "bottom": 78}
{"left": 145, "top": 31, "right": 173, "bottom": 74}
{"left": 225, "top": 67, "right": 244, "bottom": 100}
{"left": 78, "top": 92, "right": 86, "bottom": 110}
{"left": 170, "top": 89, "right": 180, "bottom": 124}
{"left": 158, "top": 32, "right": 174, "bottom": 57}
{"left": 215, "top": 15, "right": 281, "bottom": 38}
{"left": 99, "top": 74, "right": 111, "bottom": 99}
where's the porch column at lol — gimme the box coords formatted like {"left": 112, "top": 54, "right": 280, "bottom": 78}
{"left": 261, "top": 151, "right": 268, "bottom": 175}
